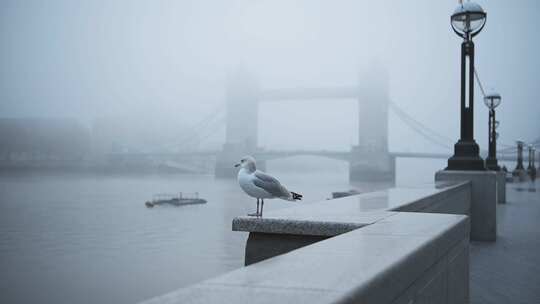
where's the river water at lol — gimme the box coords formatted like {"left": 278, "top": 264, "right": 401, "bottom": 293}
{"left": 0, "top": 157, "right": 446, "bottom": 303}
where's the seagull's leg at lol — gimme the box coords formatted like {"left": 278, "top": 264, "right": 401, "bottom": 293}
{"left": 260, "top": 199, "right": 264, "bottom": 217}
{"left": 248, "top": 198, "right": 259, "bottom": 217}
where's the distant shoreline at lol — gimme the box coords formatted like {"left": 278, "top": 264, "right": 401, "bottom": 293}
{"left": 0, "top": 162, "right": 208, "bottom": 176}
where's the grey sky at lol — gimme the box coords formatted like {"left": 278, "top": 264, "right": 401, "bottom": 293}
{"left": 1, "top": 0, "right": 538, "bottom": 152}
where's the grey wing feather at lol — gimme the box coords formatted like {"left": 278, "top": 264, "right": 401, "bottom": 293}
{"left": 253, "top": 171, "right": 290, "bottom": 197}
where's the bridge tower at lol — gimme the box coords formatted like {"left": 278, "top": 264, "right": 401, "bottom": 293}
{"left": 215, "top": 68, "right": 265, "bottom": 177}
{"left": 349, "top": 65, "right": 395, "bottom": 181}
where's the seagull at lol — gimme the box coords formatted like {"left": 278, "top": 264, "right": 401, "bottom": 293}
{"left": 235, "top": 156, "right": 302, "bottom": 217}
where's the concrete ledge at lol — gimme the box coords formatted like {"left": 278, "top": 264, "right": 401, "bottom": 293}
{"left": 140, "top": 213, "right": 470, "bottom": 304}
{"left": 233, "top": 182, "right": 470, "bottom": 237}
{"left": 233, "top": 213, "right": 385, "bottom": 237}
{"left": 435, "top": 170, "right": 497, "bottom": 241}
{"left": 234, "top": 182, "right": 471, "bottom": 265}
{"left": 391, "top": 182, "right": 471, "bottom": 215}
{"left": 244, "top": 233, "right": 329, "bottom": 267}
{"left": 140, "top": 182, "right": 473, "bottom": 304}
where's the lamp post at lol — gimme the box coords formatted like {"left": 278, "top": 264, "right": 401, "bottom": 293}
{"left": 512, "top": 140, "right": 525, "bottom": 181}
{"left": 446, "top": 1, "right": 487, "bottom": 171}
{"left": 484, "top": 92, "right": 501, "bottom": 170}
{"left": 527, "top": 145, "right": 532, "bottom": 171}
{"left": 537, "top": 151, "right": 540, "bottom": 179}
{"left": 528, "top": 146, "right": 536, "bottom": 180}
{"left": 531, "top": 148, "right": 538, "bottom": 181}
{"left": 514, "top": 140, "right": 525, "bottom": 170}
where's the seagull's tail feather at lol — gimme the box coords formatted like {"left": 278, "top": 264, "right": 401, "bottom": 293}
{"left": 291, "top": 192, "right": 303, "bottom": 201}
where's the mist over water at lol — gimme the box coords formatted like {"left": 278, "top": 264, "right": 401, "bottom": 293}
{"left": 1, "top": 0, "right": 539, "bottom": 303}
{"left": 0, "top": 157, "right": 446, "bottom": 304}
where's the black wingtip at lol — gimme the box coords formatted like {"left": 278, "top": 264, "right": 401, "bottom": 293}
{"left": 291, "top": 192, "right": 303, "bottom": 200}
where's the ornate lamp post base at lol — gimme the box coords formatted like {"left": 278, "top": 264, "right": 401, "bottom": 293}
{"left": 485, "top": 157, "right": 500, "bottom": 171}
{"left": 447, "top": 140, "right": 486, "bottom": 170}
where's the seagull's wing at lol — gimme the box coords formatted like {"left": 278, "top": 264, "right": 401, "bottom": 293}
{"left": 253, "top": 171, "right": 290, "bottom": 198}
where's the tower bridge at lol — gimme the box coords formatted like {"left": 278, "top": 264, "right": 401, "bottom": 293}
{"left": 106, "top": 68, "right": 530, "bottom": 179}
{"left": 215, "top": 66, "right": 393, "bottom": 181}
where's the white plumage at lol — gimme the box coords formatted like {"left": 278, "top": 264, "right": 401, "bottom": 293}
{"left": 235, "top": 156, "right": 302, "bottom": 217}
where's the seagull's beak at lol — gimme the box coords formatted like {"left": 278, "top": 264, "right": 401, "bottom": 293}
{"left": 234, "top": 163, "right": 240, "bottom": 168}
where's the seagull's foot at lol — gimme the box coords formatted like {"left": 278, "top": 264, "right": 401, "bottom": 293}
{"left": 247, "top": 212, "right": 259, "bottom": 217}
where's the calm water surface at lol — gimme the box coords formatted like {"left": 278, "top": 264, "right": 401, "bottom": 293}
{"left": 0, "top": 158, "right": 445, "bottom": 303}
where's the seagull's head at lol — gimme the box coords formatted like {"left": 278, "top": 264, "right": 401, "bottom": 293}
{"left": 235, "top": 156, "right": 256, "bottom": 172}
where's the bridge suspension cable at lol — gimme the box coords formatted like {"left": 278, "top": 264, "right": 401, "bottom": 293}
{"left": 474, "top": 68, "right": 487, "bottom": 98}
{"left": 389, "top": 101, "right": 454, "bottom": 150}
{"left": 388, "top": 99, "right": 523, "bottom": 157}
{"left": 178, "top": 104, "right": 226, "bottom": 149}
{"left": 155, "top": 103, "right": 226, "bottom": 152}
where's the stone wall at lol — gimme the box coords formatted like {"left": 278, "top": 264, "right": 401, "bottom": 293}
{"left": 140, "top": 213, "right": 469, "bottom": 304}
{"left": 140, "top": 182, "right": 472, "bottom": 304}
{"left": 235, "top": 182, "right": 471, "bottom": 265}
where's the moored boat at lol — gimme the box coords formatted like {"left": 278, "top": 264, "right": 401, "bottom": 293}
{"left": 145, "top": 192, "right": 206, "bottom": 208}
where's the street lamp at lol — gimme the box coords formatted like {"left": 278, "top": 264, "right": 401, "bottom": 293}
{"left": 537, "top": 151, "right": 540, "bottom": 179}
{"left": 527, "top": 145, "right": 537, "bottom": 180}
{"left": 512, "top": 140, "right": 526, "bottom": 181}
{"left": 514, "top": 140, "right": 525, "bottom": 169}
{"left": 531, "top": 148, "right": 538, "bottom": 181}
{"left": 484, "top": 92, "right": 501, "bottom": 170}
{"left": 446, "top": 1, "right": 487, "bottom": 171}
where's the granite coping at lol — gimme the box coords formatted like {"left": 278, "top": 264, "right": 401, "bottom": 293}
{"left": 232, "top": 181, "right": 470, "bottom": 236}
{"left": 141, "top": 212, "right": 469, "bottom": 304}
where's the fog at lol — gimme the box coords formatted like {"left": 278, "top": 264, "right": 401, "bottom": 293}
{"left": 1, "top": 2, "right": 540, "bottom": 303}
{"left": 1, "top": 0, "right": 538, "bottom": 155}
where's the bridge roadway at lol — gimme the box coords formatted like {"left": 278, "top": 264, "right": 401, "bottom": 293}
{"left": 109, "top": 150, "right": 517, "bottom": 162}
{"left": 259, "top": 86, "right": 359, "bottom": 101}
